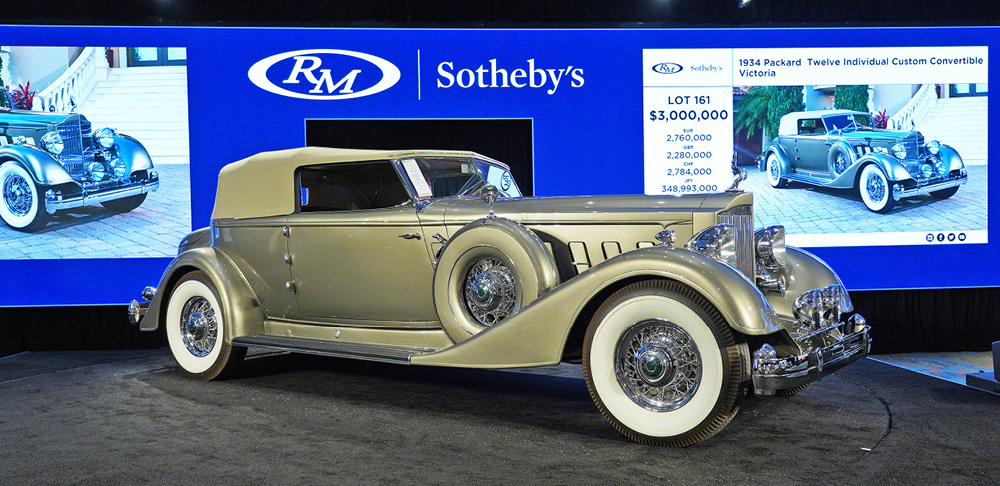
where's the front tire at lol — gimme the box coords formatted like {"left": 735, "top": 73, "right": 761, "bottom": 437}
{"left": 583, "top": 280, "right": 749, "bottom": 446}
{"left": 930, "top": 186, "right": 959, "bottom": 200}
{"left": 859, "top": 164, "right": 895, "bottom": 213}
{"left": 766, "top": 154, "right": 787, "bottom": 188}
{"left": 0, "top": 162, "right": 48, "bottom": 232}
{"left": 165, "top": 271, "right": 246, "bottom": 380}
{"left": 102, "top": 193, "right": 147, "bottom": 213}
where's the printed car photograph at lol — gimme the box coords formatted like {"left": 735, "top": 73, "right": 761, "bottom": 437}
{"left": 130, "top": 147, "right": 871, "bottom": 446}
{"left": 764, "top": 110, "right": 967, "bottom": 213}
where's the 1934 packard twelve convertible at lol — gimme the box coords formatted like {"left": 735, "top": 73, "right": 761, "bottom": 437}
{"left": 765, "top": 110, "right": 967, "bottom": 213}
{"left": 0, "top": 87, "right": 158, "bottom": 232}
{"left": 130, "top": 147, "right": 870, "bottom": 446}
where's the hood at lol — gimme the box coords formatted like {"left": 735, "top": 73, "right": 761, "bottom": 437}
{"left": 0, "top": 108, "right": 78, "bottom": 129}
{"left": 424, "top": 192, "right": 753, "bottom": 226}
{"left": 840, "top": 128, "right": 922, "bottom": 143}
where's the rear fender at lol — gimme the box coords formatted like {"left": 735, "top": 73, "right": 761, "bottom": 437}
{"left": 139, "top": 247, "right": 265, "bottom": 342}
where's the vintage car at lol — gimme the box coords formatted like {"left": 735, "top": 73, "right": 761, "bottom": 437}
{"left": 0, "top": 87, "right": 158, "bottom": 232}
{"left": 764, "top": 110, "right": 967, "bottom": 213}
{"left": 130, "top": 147, "right": 870, "bottom": 446}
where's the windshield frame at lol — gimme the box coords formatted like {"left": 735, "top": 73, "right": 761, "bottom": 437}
{"left": 392, "top": 155, "right": 521, "bottom": 203}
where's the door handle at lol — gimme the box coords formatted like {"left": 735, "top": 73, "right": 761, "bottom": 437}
{"left": 398, "top": 233, "right": 422, "bottom": 240}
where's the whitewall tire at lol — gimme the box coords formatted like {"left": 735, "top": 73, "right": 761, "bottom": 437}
{"left": 583, "top": 280, "right": 749, "bottom": 446}
{"left": 0, "top": 162, "right": 47, "bottom": 232}
{"left": 165, "top": 271, "right": 245, "bottom": 380}
{"left": 859, "top": 164, "right": 895, "bottom": 213}
{"left": 766, "top": 154, "right": 787, "bottom": 188}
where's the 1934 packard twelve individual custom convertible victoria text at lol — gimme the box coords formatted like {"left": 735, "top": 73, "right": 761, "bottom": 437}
{"left": 765, "top": 110, "right": 967, "bottom": 213}
{"left": 130, "top": 147, "right": 870, "bottom": 446}
{"left": 0, "top": 87, "right": 158, "bottom": 232}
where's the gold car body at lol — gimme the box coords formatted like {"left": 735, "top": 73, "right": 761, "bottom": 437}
{"left": 137, "top": 147, "right": 866, "bottom": 379}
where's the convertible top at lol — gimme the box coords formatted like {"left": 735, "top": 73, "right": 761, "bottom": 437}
{"left": 777, "top": 110, "right": 865, "bottom": 136}
{"left": 213, "top": 147, "right": 484, "bottom": 220}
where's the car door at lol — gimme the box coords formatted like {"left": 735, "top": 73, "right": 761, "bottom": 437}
{"left": 792, "top": 118, "right": 830, "bottom": 173}
{"left": 285, "top": 160, "right": 439, "bottom": 328}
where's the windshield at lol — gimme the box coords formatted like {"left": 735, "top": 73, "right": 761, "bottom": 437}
{"left": 823, "top": 113, "right": 874, "bottom": 132}
{"left": 397, "top": 157, "right": 521, "bottom": 200}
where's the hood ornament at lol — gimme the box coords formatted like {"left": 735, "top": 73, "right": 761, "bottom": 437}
{"left": 726, "top": 150, "right": 747, "bottom": 193}
{"left": 481, "top": 184, "right": 500, "bottom": 219}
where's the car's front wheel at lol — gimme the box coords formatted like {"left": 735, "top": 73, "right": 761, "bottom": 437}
{"left": 102, "top": 193, "right": 147, "bottom": 213}
{"left": 0, "top": 162, "right": 48, "bottom": 232}
{"left": 165, "top": 271, "right": 246, "bottom": 380}
{"left": 766, "top": 153, "right": 787, "bottom": 188}
{"left": 930, "top": 186, "right": 959, "bottom": 200}
{"left": 859, "top": 164, "right": 895, "bottom": 213}
{"left": 583, "top": 280, "right": 749, "bottom": 446}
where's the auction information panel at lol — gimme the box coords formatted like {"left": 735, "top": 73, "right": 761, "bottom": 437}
{"left": 643, "top": 46, "right": 988, "bottom": 247}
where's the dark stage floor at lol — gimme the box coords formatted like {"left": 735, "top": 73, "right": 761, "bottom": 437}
{"left": 1, "top": 349, "right": 997, "bottom": 485}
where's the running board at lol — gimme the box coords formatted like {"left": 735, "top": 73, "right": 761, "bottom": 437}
{"left": 232, "top": 335, "right": 439, "bottom": 365}
{"left": 786, "top": 172, "right": 834, "bottom": 186}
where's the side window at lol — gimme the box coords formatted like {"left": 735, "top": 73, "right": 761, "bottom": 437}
{"left": 297, "top": 161, "right": 411, "bottom": 212}
{"left": 797, "top": 118, "right": 826, "bottom": 135}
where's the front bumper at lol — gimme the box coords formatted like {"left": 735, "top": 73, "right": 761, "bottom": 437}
{"left": 751, "top": 314, "right": 871, "bottom": 396}
{"left": 893, "top": 172, "right": 967, "bottom": 201}
{"left": 45, "top": 173, "right": 159, "bottom": 212}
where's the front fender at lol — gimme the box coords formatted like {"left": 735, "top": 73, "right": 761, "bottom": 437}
{"left": 938, "top": 144, "right": 965, "bottom": 172}
{"left": 0, "top": 145, "right": 74, "bottom": 185}
{"left": 852, "top": 153, "right": 910, "bottom": 184}
{"left": 138, "top": 247, "right": 266, "bottom": 342}
{"left": 411, "top": 246, "right": 781, "bottom": 368}
{"left": 115, "top": 134, "right": 154, "bottom": 172}
{"left": 763, "top": 246, "right": 853, "bottom": 321}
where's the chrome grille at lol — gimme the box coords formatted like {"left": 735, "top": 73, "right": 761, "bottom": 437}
{"left": 55, "top": 116, "right": 95, "bottom": 181}
{"left": 717, "top": 205, "right": 754, "bottom": 279}
{"left": 898, "top": 132, "right": 924, "bottom": 160}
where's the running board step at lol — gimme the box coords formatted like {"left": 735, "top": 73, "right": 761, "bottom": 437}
{"left": 232, "top": 335, "right": 439, "bottom": 365}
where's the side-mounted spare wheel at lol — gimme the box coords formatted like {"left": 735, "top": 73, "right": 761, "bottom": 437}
{"left": 433, "top": 217, "right": 559, "bottom": 343}
{"left": 582, "top": 280, "right": 750, "bottom": 446}
{"left": 165, "top": 270, "right": 246, "bottom": 380}
{"left": 0, "top": 162, "right": 48, "bottom": 232}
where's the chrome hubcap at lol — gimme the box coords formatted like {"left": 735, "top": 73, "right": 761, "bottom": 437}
{"left": 3, "top": 173, "right": 32, "bottom": 217}
{"left": 834, "top": 153, "right": 847, "bottom": 175}
{"left": 866, "top": 173, "right": 885, "bottom": 202}
{"left": 615, "top": 319, "right": 701, "bottom": 412}
{"left": 768, "top": 160, "right": 778, "bottom": 182}
{"left": 179, "top": 296, "right": 217, "bottom": 357}
{"left": 464, "top": 257, "right": 516, "bottom": 327}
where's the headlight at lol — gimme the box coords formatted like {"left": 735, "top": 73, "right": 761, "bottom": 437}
{"left": 684, "top": 224, "right": 736, "bottom": 267}
{"left": 86, "top": 161, "right": 107, "bottom": 182}
{"left": 891, "top": 142, "right": 907, "bottom": 159}
{"left": 926, "top": 140, "right": 941, "bottom": 155}
{"left": 40, "top": 131, "right": 64, "bottom": 155}
{"left": 754, "top": 225, "right": 786, "bottom": 269}
{"left": 94, "top": 127, "right": 117, "bottom": 149}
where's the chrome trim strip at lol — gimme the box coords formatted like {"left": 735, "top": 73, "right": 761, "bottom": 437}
{"left": 232, "top": 335, "right": 439, "bottom": 364}
{"left": 45, "top": 179, "right": 159, "bottom": 212}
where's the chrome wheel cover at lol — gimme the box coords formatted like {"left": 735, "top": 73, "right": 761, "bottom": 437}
{"left": 179, "top": 296, "right": 218, "bottom": 357}
{"left": 768, "top": 158, "right": 779, "bottom": 182}
{"left": 615, "top": 319, "right": 702, "bottom": 412}
{"left": 833, "top": 152, "right": 848, "bottom": 175}
{"left": 866, "top": 172, "right": 886, "bottom": 202}
{"left": 3, "top": 173, "right": 32, "bottom": 217}
{"left": 464, "top": 257, "right": 517, "bottom": 327}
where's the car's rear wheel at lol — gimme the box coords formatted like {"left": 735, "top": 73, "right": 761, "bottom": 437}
{"left": 583, "top": 280, "right": 749, "bottom": 446}
{"left": 766, "top": 154, "right": 787, "bottom": 188}
{"left": 0, "top": 162, "right": 48, "bottom": 232}
{"left": 165, "top": 271, "right": 245, "bottom": 380}
{"left": 930, "top": 186, "right": 959, "bottom": 200}
{"left": 102, "top": 193, "right": 147, "bottom": 213}
{"left": 859, "top": 164, "right": 895, "bottom": 213}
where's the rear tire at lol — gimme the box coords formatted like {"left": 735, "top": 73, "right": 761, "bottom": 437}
{"left": 165, "top": 271, "right": 245, "bottom": 380}
{"left": 583, "top": 280, "right": 749, "bottom": 446}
